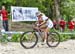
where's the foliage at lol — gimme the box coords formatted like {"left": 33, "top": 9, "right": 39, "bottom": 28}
{"left": 50, "top": 28, "right": 75, "bottom": 41}
{"left": 60, "top": 34, "right": 71, "bottom": 42}
{"left": 60, "top": 0, "right": 75, "bottom": 21}
{"left": 10, "top": 34, "right": 21, "bottom": 42}
{"left": 0, "top": 34, "right": 9, "bottom": 43}
{"left": 0, "top": 0, "right": 75, "bottom": 20}
{"left": 0, "top": 32, "right": 75, "bottom": 42}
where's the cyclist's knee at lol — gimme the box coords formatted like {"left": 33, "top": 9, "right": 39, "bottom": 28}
{"left": 45, "top": 27, "right": 49, "bottom": 32}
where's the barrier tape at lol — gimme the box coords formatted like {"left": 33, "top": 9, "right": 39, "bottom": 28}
{"left": 1, "top": 31, "right": 75, "bottom": 34}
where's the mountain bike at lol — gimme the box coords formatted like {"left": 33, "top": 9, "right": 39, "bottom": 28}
{"left": 20, "top": 27, "right": 60, "bottom": 49}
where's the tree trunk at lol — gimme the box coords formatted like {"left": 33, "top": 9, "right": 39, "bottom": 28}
{"left": 52, "top": 0, "right": 61, "bottom": 29}
{"left": 53, "top": 0, "right": 61, "bottom": 20}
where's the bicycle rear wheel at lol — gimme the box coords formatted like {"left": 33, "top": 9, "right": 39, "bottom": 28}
{"left": 20, "top": 31, "right": 38, "bottom": 49}
{"left": 47, "top": 32, "right": 60, "bottom": 47}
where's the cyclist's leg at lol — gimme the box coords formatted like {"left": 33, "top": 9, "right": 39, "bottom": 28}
{"left": 40, "top": 27, "right": 49, "bottom": 45}
{"left": 44, "top": 23, "right": 53, "bottom": 43}
{"left": 44, "top": 27, "right": 50, "bottom": 42}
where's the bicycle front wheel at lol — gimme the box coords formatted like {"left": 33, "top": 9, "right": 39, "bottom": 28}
{"left": 47, "top": 32, "right": 60, "bottom": 47}
{"left": 20, "top": 31, "right": 38, "bottom": 49}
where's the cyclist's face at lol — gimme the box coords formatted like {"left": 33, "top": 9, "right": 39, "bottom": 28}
{"left": 37, "top": 14, "right": 42, "bottom": 18}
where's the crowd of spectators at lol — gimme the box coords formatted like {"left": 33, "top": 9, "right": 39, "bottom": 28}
{"left": 53, "top": 18, "right": 75, "bottom": 32}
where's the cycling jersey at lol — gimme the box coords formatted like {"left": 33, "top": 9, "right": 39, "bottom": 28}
{"left": 37, "top": 15, "right": 53, "bottom": 28}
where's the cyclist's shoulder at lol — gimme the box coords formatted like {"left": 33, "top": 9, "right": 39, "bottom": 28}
{"left": 42, "top": 15, "right": 48, "bottom": 20}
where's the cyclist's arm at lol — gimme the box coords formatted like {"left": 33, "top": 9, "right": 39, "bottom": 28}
{"left": 35, "top": 21, "right": 39, "bottom": 25}
{"left": 39, "top": 18, "right": 48, "bottom": 26}
{"left": 34, "top": 21, "right": 39, "bottom": 26}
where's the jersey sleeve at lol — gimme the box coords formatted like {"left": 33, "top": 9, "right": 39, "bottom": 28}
{"left": 42, "top": 15, "right": 48, "bottom": 21}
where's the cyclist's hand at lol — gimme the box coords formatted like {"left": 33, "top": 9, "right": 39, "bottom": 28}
{"left": 38, "top": 24, "right": 41, "bottom": 27}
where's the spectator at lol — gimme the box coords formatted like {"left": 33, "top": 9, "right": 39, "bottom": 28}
{"left": 59, "top": 18, "right": 66, "bottom": 32}
{"left": 0, "top": 5, "right": 9, "bottom": 31}
{"left": 68, "top": 20, "right": 75, "bottom": 31}
{"left": 73, "top": 21, "right": 75, "bottom": 30}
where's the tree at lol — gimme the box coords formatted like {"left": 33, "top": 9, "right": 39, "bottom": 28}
{"left": 0, "top": 0, "right": 75, "bottom": 21}
{"left": 60, "top": 0, "right": 75, "bottom": 21}
{"left": 52, "top": 0, "right": 61, "bottom": 20}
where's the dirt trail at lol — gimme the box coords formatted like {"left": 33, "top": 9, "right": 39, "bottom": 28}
{"left": 0, "top": 40, "right": 75, "bottom": 54}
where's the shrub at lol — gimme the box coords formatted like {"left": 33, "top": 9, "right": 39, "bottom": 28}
{"left": 10, "top": 34, "right": 21, "bottom": 42}
{"left": 60, "top": 34, "right": 71, "bottom": 42}
{"left": 0, "top": 34, "right": 9, "bottom": 43}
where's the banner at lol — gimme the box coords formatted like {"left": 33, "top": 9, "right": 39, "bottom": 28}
{"left": 11, "top": 6, "right": 38, "bottom": 22}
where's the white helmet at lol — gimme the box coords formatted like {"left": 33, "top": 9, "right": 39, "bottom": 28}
{"left": 36, "top": 11, "right": 42, "bottom": 16}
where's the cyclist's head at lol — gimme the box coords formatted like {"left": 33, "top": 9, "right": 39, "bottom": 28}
{"left": 36, "top": 11, "right": 42, "bottom": 17}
